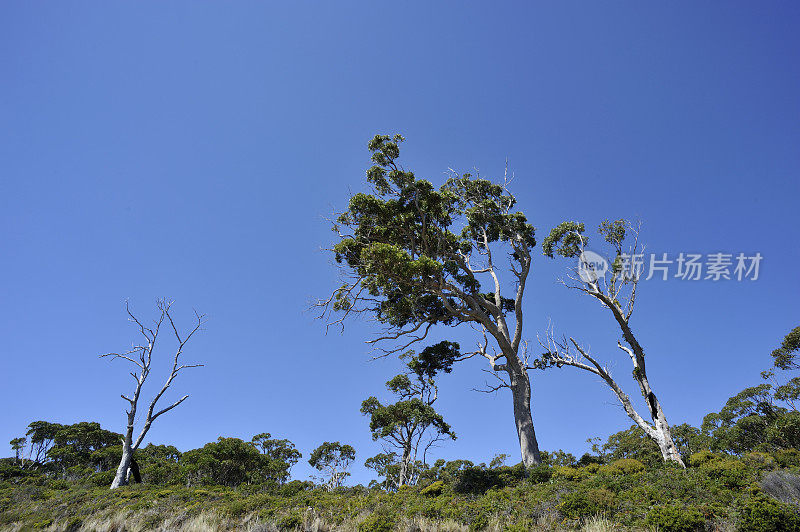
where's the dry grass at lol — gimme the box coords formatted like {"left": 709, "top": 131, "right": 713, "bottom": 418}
{"left": 580, "top": 515, "right": 618, "bottom": 532}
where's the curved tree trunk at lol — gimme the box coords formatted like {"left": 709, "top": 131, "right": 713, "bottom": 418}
{"left": 509, "top": 369, "right": 541, "bottom": 468}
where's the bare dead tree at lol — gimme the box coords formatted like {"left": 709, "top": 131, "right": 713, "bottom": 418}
{"left": 101, "top": 299, "right": 205, "bottom": 489}
{"left": 537, "top": 220, "right": 685, "bottom": 466}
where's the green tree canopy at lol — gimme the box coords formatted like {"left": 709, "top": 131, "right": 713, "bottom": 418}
{"left": 322, "top": 134, "right": 543, "bottom": 467}
{"left": 308, "top": 441, "right": 356, "bottom": 490}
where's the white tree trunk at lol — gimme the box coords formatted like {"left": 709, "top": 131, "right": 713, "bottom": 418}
{"left": 399, "top": 444, "right": 412, "bottom": 487}
{"left": 111, "top": 446, "right": 132, "bottom": 489}
{"left": 509, "top": 368, "right": 541, "bottom": 468}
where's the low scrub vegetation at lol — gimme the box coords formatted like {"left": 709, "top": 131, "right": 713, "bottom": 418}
{"left": 2, "top": 446, "right": 800, "bottom": 531}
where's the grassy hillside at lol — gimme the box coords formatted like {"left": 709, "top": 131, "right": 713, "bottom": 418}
{"left": 2, "top": 452, "right": 799, "bottom": 532}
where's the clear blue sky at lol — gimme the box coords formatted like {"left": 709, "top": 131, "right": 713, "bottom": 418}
{"left": 1, "top": 2, "right": 798, "bottom": 485}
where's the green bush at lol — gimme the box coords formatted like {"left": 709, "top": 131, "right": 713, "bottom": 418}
{"left": 278, "top": 480, "right": 314, "bottom": 496}
{"left": 88, "top": 470, "right": 116, "bottom": 486}
{"left": 526, "top": 465, "right": 553, "bottom": 484}
{"left": 495, "top": 463, "right": 526, "bottom": 486}
{"left": 744, "top": 452, "right": 777, "bottom": 470}
{"left": 552, "top": 465, "right": 588, "bottom": 481}
{"left": 583, "top": 462, "right": 601, "bottom": 474}
{"left": 454, "top": 467, "right": 502, "bottom": 494}
{"left": 699, "top": 458, "right": 750, "bottom": 489}
{"left": 645, "top": 504, "right": 705, "bottom": 532}
{"left": 600, "top": 458, "right": 645, "bottom": 475}
{"left": 738, "top": 494, "right": 800, "bottom": 532}
{"left": 773, "top": 449, "right": 800, "bottom": 468}
{"left": 688, "top": 450, "right": 716, "bottom": 467}
{"left": 469, "top": 509, "right": 491, "bottom": 531}
{"left": 277, "top": 510, "right": 304, "bottom": 530}
{"left": 358, "top": 510, "right": 396, "bottom": 532}
{"left": 420, "top": 480, "right": 445, "bottom": 496}
{"left": 557, "top": 488, "right": 616, "bottom": 519}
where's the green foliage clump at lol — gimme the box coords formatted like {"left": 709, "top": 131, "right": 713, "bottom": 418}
{"left": 277, "top": 510, "right": 304, "bottom": 530}
{"left": 600, "top": 458, "right": 645, "bottom": 475}
{"left": 743, "top": 451, "right": 778, "bottom": 470}
{"left": 358, "top": 510, "right": 396, "bottom": 532}
{"left": 645, "top": 504, "right": 705, "bottom": 532}
{"left": 452, "top": 464, "right": 525, "bottom": 494}
{"left": 773, "top": 448, "right": 800, "bottom": 468}
{"left": 698, "top": 457, "right": 750, "bottom": 489}
{"left": 688, "top": 450, "right": 716, "bottom": 467}
{"left": 10, "top": 420, "right": 121, "bottom": 479}
{"left": 596, "top": 426, "right": 663, "bottom": 466}
{"left": 420, "top": 480, "right": 445, "bottom": 496}
{"left": 737, "top": 494, "right": 800, "bottom": 532}
{"left": 770, "top": 325, "right": 800, "bottom": 371}
{"left": 526, "top": 465, "right": 553, "bottom": 484}
{"left": 540, "top": 449, "right": 577, "bottom": 467}
{"left": 552, "top": 465, "right": 589, "bottom": 482}
{"left": 182, "top": 435, "right": 299, "bottom": 487}
{"left": 557, "top": 487, "right": 616, "bottom": 519}
{"left": 542, "top": 221, "right": 586, "bottom": 258}
{"left": 88, "top": 470, "right": 116, "bottom": 487}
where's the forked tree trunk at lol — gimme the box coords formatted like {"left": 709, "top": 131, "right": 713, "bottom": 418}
{"left": 111, "top": 445, "right": 132, "bottom": 489}
{"left": 636, "top": 375, "right": 684, "bottom": 466}
{"left": 509, "top": 368, "right": 541, "bottom": 468}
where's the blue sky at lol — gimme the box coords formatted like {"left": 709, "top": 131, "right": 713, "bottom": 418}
{"left": 1, "top": 2, "right": 798, "bottom": 485}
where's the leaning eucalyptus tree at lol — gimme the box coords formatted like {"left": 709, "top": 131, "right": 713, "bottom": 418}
{"left": 102, "top": 299, "right": 204, "bottom": 488}
{"left": 320, "top": 134, "right": 542, "bottom": 467}
{"left": 536, "top": 220, "right": 684, "bottom": 466}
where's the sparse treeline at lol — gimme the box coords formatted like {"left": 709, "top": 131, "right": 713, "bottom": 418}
{"left": 4, "top": 323, "right": 798, "bottom": 491}
{"left": 4, "top": 136, "right": 800, "bottom": 494}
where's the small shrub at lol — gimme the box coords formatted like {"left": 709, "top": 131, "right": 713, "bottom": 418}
{"left": 88, "top": 470, "right": 116, "bottom": 487}
{"left": 278, "top": 510, "right": 304, "bottom": 530}
{"left": 583, "top": 463, "right": 601, "bottom": 474}
{"left": 279, "top": 480, "right": 314, "bottom": 496}
{"left": 140, "top": 513, "right": 162, "bottom": 529}
{"left": 454, "top": 467, "right": 501, "bottom": 494}
{"left": 527, "top": 465, "right": 553, "bottom": 484}
{"left": 49, "top": 479, "right": 70, "bottom": 490}
{"left": 689, "top": 450, "right": 716, "bottom": 467}
{"left": 558, "top": 488, "right": 616, "bottom": 519}
{"left": 738, "top": 494, "right": 800, "bottom": 532}
{"left": 553, "top": 466, "right": 588, "bottom": 481}
{"left": 645, "top": 504, "right": 705, "bottom": 532}
{"left": 495, "top": 463, "right": 526, "bottom": 486}
{"left": 469, "top": 509, "right": 491, "bottom": 531}
{"left": 577, "top": 453, "right": 604, "bottom": 466}
{"left": 225, "top": 499, "right": 248, "bottom": 517}
{"left": 420, "top": 480, "right": 445, "bottom": 496}
{"left": 358, "top": 510, "right": 396, "bottom": 532}
{"left": 699, "top": 458, "right": 749, "bottom": 489}
{"left": 772, "top": 448, "right": 800, "bottom": 468}
{"left": 744, "top": 452, "right": 777, "bottom": 470}
{"left": 600, "top": 458, "right": 645, "bottom": 475}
